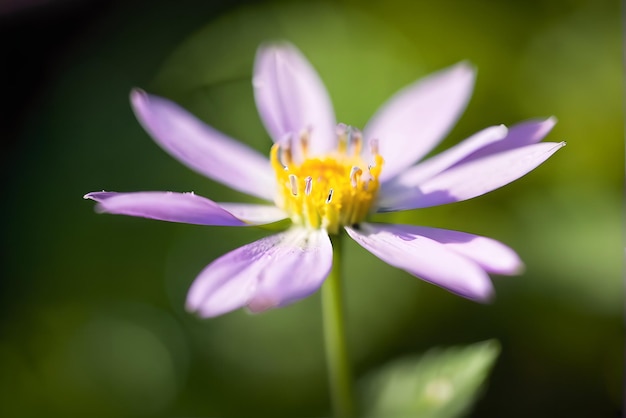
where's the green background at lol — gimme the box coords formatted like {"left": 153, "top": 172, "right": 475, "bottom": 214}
{"left": 2, "top": 0, "right": 622, "bottom": 416}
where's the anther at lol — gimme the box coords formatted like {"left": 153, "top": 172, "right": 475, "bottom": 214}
{"left": 269, "top": 121, "right": 384, "bottom": 233}
{"left": 336, "top": 123, "right": 347, "bottom": 136}
{"left": 289, "top": 174, "right": 298, "bottom": 196}
{"left": 326, "top": 188, "right": 334, "bottom": 203}
{"left": 350, "top": 166, "right": 362, "bottom": 188}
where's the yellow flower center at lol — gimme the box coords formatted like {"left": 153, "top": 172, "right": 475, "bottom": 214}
{"left": 270, "top": 125, "right": 384, "bottom": 234}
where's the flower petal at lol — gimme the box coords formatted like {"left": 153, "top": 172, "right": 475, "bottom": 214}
{"left": 216, "top": 202, "right": 288, "bottom": 224}
{"left": 378, "top": 141, "right": 566, "bottom": 211}
{"left": 364, "top": 62, "right": 476, "bottom": 182}
{"left": 186, "top": 250, "right": 259, "bottom": 318}
{"left": 391, "top": 225, "right": 523, "bottom": 275}
{"left": 84, "top": 191, "right": 267, "bottom": 226}
{"left": 253, "top": 43, "right": 337, "bottom": 157}
{"left": 452, "top": 117, "right": 557, "bottom": 165}
{"left": 379, "top": 125, "right": 508, "bottom": 204}
{"left": 246, "top": 228, "right": 333, "bottom": 313}
{"left": 186, "top": 228, "right": 332, "bottom": 317}
{"left": 346, "top": 223, "right": 493, "bottom": 301}
{"left": 130, "top": 89, "right": 275, "bottom": 201}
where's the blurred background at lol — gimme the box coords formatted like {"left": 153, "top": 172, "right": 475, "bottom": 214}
{"left": 1, "top": 0, "right": 622, "bottom": 416}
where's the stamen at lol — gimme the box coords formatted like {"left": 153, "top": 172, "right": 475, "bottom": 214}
{"left": 280, "top": 135, "right": 293, "bottom": 167}
{"left": 369, "top": 138, "right": 379, "bottom": 156}
{"left": 336, "top": 123, "right": 347, "bottom": 137}
{"left": 336, "top": 123, "right": 348, "bottom": 153}
{"left": 350, "top": 166, "right": 362, "bottom": 188}
{"left": 269, "top": 121, "right": 384, "bottom": 234}
{"left": 300, "top": 128, "right": 311, "bottom": 157}
{"left": 326, "top": 188, "right": 334, "bottom": 203}
{"left": 289, "top": 174, "right": 298, "bottom": 196}
{"left": 350, "top": 128, "right": 363, "bottom": 156}
{"left": 361, "top": 172, "right": 373, "bottom": 191}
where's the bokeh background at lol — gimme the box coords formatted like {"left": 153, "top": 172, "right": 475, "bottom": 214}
{"left": 1, "top": 0, "right": 622, "bottom": 416}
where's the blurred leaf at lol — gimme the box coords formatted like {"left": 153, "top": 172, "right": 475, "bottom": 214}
{"left": 359, "top": 340, "right": 500, "bottom": 418}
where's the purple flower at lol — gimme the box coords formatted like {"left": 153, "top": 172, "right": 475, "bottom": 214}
{"left": 85, "top": 43, "right": 564, "bottom": 317}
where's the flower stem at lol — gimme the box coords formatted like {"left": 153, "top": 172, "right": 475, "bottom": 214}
{"left": 322, "top": 233, "right": 355, "bottom": 418}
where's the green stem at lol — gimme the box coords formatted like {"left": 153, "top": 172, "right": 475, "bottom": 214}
{"left": 322, "top": 233, "right": 355, "bottom": 418}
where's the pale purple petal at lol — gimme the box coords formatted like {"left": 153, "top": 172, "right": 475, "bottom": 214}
{"left": 130, "top": 89, "right": 275, "bottom": 201}
{"left": 391, "top": 225, "right": 523, "bottom": 275}
{"left": 216, "top": 203, "right": 288, "bottom": 224}
{"left": 253, "top": 43, "right": 337, "bottom": 157}
{"left": 187, "top": 228, "right": 332, "bottom": 317}
{"left": 346, "top": 223, "right": 493, "bottom": 301}
{"left": 186, "top": 250, "right": 260, "bottom": 318}
{"left": 85, "top": 191, "right": 247, "bottom": 226}
{"left": 453, "top": 117, "right": 557, "bottom": 165}
{"left": 378, "top": 141, "right": 566, "bottom": 211}
{"left": 246, "top": 228, "right": 333, "bottom": 312}
{"left": 379, "top": 125, "right": 508, "bottom": 204}
{"left": 364, "top": 62, "right": 475, "bottom": 182}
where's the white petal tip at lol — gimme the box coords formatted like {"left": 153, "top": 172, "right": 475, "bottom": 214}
{"left": 185, "top": 292, "right": 211, "bottom": 317}
{"left": 453, "top": 60, "right": 477, "bottom": 78}
{"left": 468, "top": 284, "right": 495, "bottom": 303}
{"left": 255, "top": 42, "right": 295, "bottom": 66}
{"left": 130, "top": 88, "right": 147, "bottom": 102}
{"left": 495, "top": 124, "right": 509, "bottom": 139}
{"left": 130, "top": 89, "right": 153, "bottom": 114}
{"left": 548, "top": 141, "right": 567, "bottom": 153}
{"left": 493, "top": 261, "right": 525, "bottom": 276}
{"left": 83, "top": 191, "right": 112, "bottom": 202}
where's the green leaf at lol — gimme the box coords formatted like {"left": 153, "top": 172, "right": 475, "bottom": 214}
{"left": 359, "top": 340, "right": 500, "bottom": 418}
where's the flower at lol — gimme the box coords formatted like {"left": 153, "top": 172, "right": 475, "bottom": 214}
{"left": 85, "top": 43, "right": 564, "bottom": 317}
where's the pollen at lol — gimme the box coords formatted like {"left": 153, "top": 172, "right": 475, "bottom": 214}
{"left": 270, "top": 125, "right": 384, "bottom": 234}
